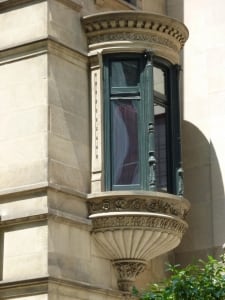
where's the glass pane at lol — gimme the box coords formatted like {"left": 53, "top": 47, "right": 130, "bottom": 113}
{"left": 154, "top": 104, "right": 167, "bottom": 190}
{"left": 124, "top": 0, "right": 136, "bottom": 4}
{"left": 111, "top": 60, "right": 139, "bottom": 87}
{"left": 111, "top": 100, "right": 139, "bottom": 185}
{"left": 153, "top": 67, "right": 165, "bottom": 95}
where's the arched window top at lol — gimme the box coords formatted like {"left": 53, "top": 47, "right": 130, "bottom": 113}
{"left": 82, "top": 11, "right": 188, "bottom": 64}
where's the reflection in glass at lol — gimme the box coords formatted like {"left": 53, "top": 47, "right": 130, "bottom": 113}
{"left": 111, "top": 100, "right": 139, "bottom": 185}
{"left": 153, "top": 67, "right": 165, "bottom": 95}
{"left": 124, "top": 0, "right": 136, "bottom": 4}
{"left": 154, "top": 104, "right": 167, "bottom": 190}
{"left": 111, "top": 60, "right": 139, "bottom": 87}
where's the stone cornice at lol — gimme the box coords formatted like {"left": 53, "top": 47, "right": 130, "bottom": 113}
{"left": 0, "top": 38, "right": 87, "bottom": 66}
{"left": 82, "top": 11, "right": 188, "bottom": 47}
{"left": 0, "top": 211, "right": 91, "bottom": 230}
{"left": 82, "top": 11, "right": 189, "bottom": 64}
{"left": 0, "top": 0, "right": 45, "bottom": 11}
{"left": 49, "top": 276, "right": 128, "bottom": 298}
{"left": 0, "top": 213, "right": 48, "bottom": 228}
{"left": 0, "top": 0, "right": 82, "bottom": 12}
{"left": 0, "top": 182, "right": 87, "bottom": 200}
{"left": 0, "top": 276, "right": 131, "bottom": 299}
{"left": 0, "top": 183, "right": 90, "bottom": 229}
{"left": 0, "top": 276, "right": 48, "bottom": 299}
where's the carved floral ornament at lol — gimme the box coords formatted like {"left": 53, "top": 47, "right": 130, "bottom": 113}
{"left": 81, "top": 11, "right": 189, "bottom": 64}
{"left": 88, "top": 194, "right": 190, "bottom": 219}
{"left": 87, "top": 192, "right": 190, "bottom": 292}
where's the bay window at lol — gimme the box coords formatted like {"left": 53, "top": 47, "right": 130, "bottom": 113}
{"left": 104, "top": 52, "right": 182, "bottom": 195}
{"left": 83, "top": 12, "right": 189, "bottom": 291}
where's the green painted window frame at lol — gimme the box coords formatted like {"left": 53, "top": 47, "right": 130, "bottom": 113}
{"left": 103, "top": 53, "right": 182, "bottom": 195}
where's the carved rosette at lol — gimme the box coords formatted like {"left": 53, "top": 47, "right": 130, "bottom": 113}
{"left": 82, "top": 11, "right": 189, "bottom": 64}
{"left": 88, "top": 191, "right": 190, "bottom": 292}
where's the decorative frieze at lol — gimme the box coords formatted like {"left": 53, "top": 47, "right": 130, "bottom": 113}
{"left": 88, "top": 194, "right": 189, "bottom": 219}
{"left": 82, "top": 12, "right": 187, "bottom": 46}
{"left": 88, "top": 32, "right": 179, "bottom": 52}
{"left": 82, "top": 11, "right": 188, "bottom": 64}
{"left": 91, "top": 214, "right": 187, "bottom": 236}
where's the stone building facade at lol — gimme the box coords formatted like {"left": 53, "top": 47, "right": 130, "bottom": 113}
{"left": 0, "top": 0, "right": 225, "bottom": 299}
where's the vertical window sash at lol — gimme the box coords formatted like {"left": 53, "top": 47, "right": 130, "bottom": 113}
{"left": 104, "top": 54, "right": 182, "bottom": 195}
{"left": 144, "top": 52, "right": 156, "bottom": 191}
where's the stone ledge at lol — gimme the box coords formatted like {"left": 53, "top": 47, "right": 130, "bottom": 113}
{"left": 0, "top": 183, "right": 91, "bottom": 229}
{"left": 0, "top": 182, "right": 87, "bottom": 200}
{"left": 0, "top": 0, "right": 45, "bottom": 12}
{"left": 0, "top": 276, "right": 133, "bottom": 299}
{"left": 48, "top": 208, "right": 92, "bottom": 229}
{"left": 0, "top": 0, "right": 82, "bottom": 12}
{"left": 50, "top": 276, "right": 133, "bottom": 299}
{"left": 0, "top": 276, "right": 48, "bottom": 299}
{"left": 0, "top": 210, "right": 91, "bottom": 229}
{"left": 0, "top": 181, "right": 48, "bottom": 198}
{"left": 0, "top": 38, "right": 87, "bottom": 65}
{"left": 0, "top": 213, "right": 48, "bottom": 228}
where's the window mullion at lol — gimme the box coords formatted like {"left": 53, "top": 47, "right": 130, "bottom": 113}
{"left": 170, "top": 64, "right": 184, "bottom": 195}
{"left": 144, "top": 52, "right": 156, "bottom": 191}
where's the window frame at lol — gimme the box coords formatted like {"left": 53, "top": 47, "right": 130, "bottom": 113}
{"left": 123, "top": 0, "right": 137, "bottom": 6}
{"left": 103, "top": 53, "right": 182, "bottom": 195}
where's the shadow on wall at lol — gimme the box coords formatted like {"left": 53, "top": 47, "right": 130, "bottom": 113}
{"left": 0, "top": 232, "right": 3, "bottom": 280}
{"left": 175, "top": 121, "right": 225, "bottom": 265}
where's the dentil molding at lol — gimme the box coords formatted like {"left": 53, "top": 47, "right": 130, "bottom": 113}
{"left": 82, "top": 11, "right": 189, "bottom": 64}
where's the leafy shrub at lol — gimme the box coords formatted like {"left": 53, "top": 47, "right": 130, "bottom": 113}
{"left": 133, "top": 256, "right": 225, "bottom": 300}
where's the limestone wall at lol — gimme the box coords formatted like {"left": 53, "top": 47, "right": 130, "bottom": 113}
{"left": 0, "top": 1, "right": 47, "bottom": 49}
{"left": 0, "top": 53, "right": 48, "bottom": 192}
{"left": 0, "top": 1, "right": 192, "bottom": 299}
{"left": 48, "top": 51, "right": 90, "bottom": 193}
{"left": 175, "top": 0, "right": 225, "bottom": 262}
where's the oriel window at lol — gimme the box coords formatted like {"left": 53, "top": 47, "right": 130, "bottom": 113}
{"left": 104, "top": 53, "right": 183, "bottom": 195}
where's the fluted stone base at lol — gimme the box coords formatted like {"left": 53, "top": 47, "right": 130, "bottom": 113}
{"left": 88, "top": 191, "right": 190, "bottom": 291}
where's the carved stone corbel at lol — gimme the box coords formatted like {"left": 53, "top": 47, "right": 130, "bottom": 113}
{"left": 88, "top": 191, "right": 190, "bottom": 292}
{"left": 113, "top": 260, "right": 146, "bottom": 292}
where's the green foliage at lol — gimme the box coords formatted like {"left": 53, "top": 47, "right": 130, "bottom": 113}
{"left": 133, "top": 255, "right": 225, "bottom": 300}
